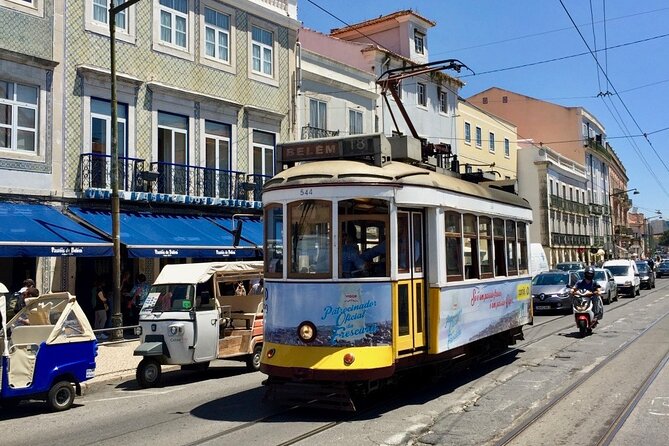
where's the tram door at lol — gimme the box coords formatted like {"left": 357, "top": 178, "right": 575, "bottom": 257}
{"left": 395, "top": 210, "right": 426, "bottom": 353}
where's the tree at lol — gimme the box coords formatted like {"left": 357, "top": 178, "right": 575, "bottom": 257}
{"left": 657, "top": 230, "right": 669, "bottom": 247}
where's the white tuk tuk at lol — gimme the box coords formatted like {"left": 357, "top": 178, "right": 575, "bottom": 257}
{"left": 134, "top": 261, "right": 264, "bottom": 388}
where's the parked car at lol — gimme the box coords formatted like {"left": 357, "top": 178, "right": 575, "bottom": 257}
{"left": 656, "top": 260, "right": 669, "bottom": 278}
{"left": 602, "top": 259, "right": 640, "bottom": 297}
{"left": 574, "top": 268, "right": 618, "bottom": 304}
{"left": 531, "top": 271, "right": 579, "bottom": 313}
{"left": 555, "top": 262, "right": 586, "bottom": 272}
{"left": 636, "top": 261, "right": 656, "bottom": 289}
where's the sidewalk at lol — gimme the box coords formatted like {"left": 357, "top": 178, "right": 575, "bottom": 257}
{"left": 82, "top": 340, "right": 142, "bottom": 393}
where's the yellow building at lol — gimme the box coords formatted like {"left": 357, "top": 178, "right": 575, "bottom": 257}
{"left": 456, "top": 98, "right": 518, "bottom": 180}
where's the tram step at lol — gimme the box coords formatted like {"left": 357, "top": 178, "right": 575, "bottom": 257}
{"left": 263, "top": 380, "right": 356, "bottom": 411}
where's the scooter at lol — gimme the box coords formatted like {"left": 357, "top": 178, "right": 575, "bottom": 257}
{"left": 572, "top": 289, "right": 599, "bottom": 337}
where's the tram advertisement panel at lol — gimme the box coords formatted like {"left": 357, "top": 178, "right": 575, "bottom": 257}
{"left": 265, "top": 282, "right": 392, "bottom": 347}
{"left": 438, "top": 278, "right": 531, "bottom": 352}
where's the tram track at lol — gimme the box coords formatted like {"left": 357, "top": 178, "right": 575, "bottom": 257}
{"left": 493, "top": 303, "right": 669, "bottom": 446}
{"left": 183, "top": 284, "right": 669, "bottom": 446}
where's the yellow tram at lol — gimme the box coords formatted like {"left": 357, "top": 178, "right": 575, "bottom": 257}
{"left": 260, "top": 134, "right": 533, "bottom": 409}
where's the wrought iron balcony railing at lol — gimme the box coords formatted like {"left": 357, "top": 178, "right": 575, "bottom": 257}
{"left": 301, "top": 125, "right": 340, "bottom": 139}
{"left": 79, "top": 153, "right": 263, "bottom": 203}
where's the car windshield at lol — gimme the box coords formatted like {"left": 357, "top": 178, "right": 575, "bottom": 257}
{"left": 532, "top": 273, "right": 569, "bottom": 285}
{"left": 636, "top": 263, "right": 649, "bottom": 272}
{"left": 141, "top": 284, "right": 195, "bottom": 313}
{"left": 555, "top": 263, "right": 580, "bottom": 271}
{"left": 607, "top": 265, "right": 630, "bottom": 276}
{"left": 575, "top": 270, "right": 606, "bottom": 281}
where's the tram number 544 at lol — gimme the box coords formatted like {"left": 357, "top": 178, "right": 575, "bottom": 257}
{"left": 299, "top": 188, "right": 313, "bottom": 196}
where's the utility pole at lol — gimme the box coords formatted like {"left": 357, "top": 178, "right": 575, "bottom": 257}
{"left": 109, "top": 0, "right": 142, "bottom": 340}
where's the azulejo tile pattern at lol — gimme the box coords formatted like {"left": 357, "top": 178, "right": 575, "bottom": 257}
{"left": 0, "top": 0, "right": 53, "bottom": 60}
{"left": 64, "top": 1, "right": 293, "bottom": 192}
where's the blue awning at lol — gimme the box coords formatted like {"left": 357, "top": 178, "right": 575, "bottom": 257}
{"left": 0, "top": 202, "right": 112, "bottom": 257}
{"left": 208, "top": 216, "right": 263, "bottom": 248}
{"left": 69, "top": 207, "right": 260, "bottom": 259}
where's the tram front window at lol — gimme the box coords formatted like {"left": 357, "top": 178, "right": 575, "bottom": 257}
{"left": 265, "top": 204, "right": 283, "bottom": 277}
{"left": 338, "top": 199, "right": 389, "bottom": 278}
{"left": 288, "top": 200, "right": 331, "bottom": 277}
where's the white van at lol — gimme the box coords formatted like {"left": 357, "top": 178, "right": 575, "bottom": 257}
{"left": 530, "top": 243, "right": 549, "bottom": 276}
{"left": 602, "top": 259, "right": 640, "bottom": 297}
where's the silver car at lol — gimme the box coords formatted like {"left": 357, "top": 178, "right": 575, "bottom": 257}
{"left": 531, "top": 271, "right": 579, "bottom": 313}
{"left": 574, "top": 268, "right": 618, "bottom": 304}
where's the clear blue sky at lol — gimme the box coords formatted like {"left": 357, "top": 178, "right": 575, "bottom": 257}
{"left": 297, "top": 0, "right": 669, "bottom": 217}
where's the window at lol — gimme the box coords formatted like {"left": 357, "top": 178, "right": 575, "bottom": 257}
{"left": 157, "top": 111, "right": 188, "bottom": 194}
{"left": 288, "top": 200, "right": 331, "bottom": 278}
{"left": 252, "top": 25, "right": 273, "bottom": 76}
{"left": 463, "top": 214, "right": 479, "bottom": 279}
{"left": 252, "top": 130, "right": 275, "bottom": 177}
{"left": 489, "top": 132, "right": 495, "bottom": 152}
{"left": 518, "top": 223, "right": 528, "bottom": 274}
{"left": 264, "top": 203, "right": 283, "bottom": 277}
{"left": 0, "top": 0, "right": 42, "bottom": 16}
{"left": 479, "top": 217, "right": 492, "bottom": 278}
{"left": 203, "top": 120, "right": 231, "bottom": 198}
{"left": 0, "top": 80, "right": 39, "bottom": 153}
{"left": 339, "top": 199, "right": 388, "bottom": 278}
{"left": 309, "top": 98, "right": 327, "bottom": 130}
{"left": 349, "top": 110, "right": 363, "bottom": 135}
{"left": 464, "top": 122, "right": 471, "bottom": 144}
{"left": 439, "top": 88, "right": 447, "bottom": 113}
{"left": 475, "top": 126, "right": 482, "bottom": 147}
{"left": 92, "top": 0, "right": 127, "bottom": 30}
{"left": 506, "top": 220, "right": 518, "bottom": 276}
{"left": 493, "top": 218, "right": 506, "bottom": 276}
{"left": 414, "top": 30, "right": 425, "bottom": 54}
{"left": 417, "top": 83, "right": 426, "bottom": 106}
{"left": 204, "top": 7, "right": 229, "bottom": 62}
{"left": 504, "top": 138, "right": 510, "bottom": 157}
{"left": 86, "top": 0, "right": 135, "bottom": 42}
{"left": 90, "top": 98, "right": 128, "bottom": 189}
{"left": 445, "top": 212, "right": 463, "bottom": 281}
{"left": 159, "top": 0, "right": 188, "bottom": 49}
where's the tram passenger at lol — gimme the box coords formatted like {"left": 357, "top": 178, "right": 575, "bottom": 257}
{"left": 341, "top": 232, "right": 365, "bottom": 277}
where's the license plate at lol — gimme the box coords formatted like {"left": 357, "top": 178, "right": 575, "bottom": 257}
{"left": 535, "top": 305, "right": 551, "bottom": 310}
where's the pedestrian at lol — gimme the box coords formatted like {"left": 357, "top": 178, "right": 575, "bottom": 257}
{"left": 121, "top": 270, "right": 134, "bottom": 327}
{"left": 249, "top": 278, "right": 264, "bottom": 295}
{"left": 16, "top": 278, "right": 40, "bottom": 312}
{"left": 92, "top": 277, "right": 108, "bottom": 338}
{"left": 130, "top": 274, "right": 150, "bottom": 323}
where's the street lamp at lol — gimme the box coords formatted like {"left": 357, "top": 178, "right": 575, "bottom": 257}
{"left": 109, "top": 0, "right": 142, "bottom": 340}
{"left": 609, "top": 188, "right": 639, "bottom": 259}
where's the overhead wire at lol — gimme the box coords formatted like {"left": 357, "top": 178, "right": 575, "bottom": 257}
{"left": 589, "top": 0, "right": 602, "bottom": 92}
{"left": 558, "top": 0, "right": 669, "bottom": 197}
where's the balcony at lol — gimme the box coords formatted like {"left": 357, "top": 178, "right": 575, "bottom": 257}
{"left": 301, "top": 125, "right": 340, "bottom": 140}
{"left": 593, "top": 236, "right": 605, "bottom": 247}
{"left": 79, "top": 153, "right": 267, "bottom": 204}
{"left": 590, "top": 204, "right": 604, "bottom": 215}
{"left": 550, "top": 233, "right": 590, "bottom": 246}
{"left": 585, "top": 137, "right": 611, "bottom": 160}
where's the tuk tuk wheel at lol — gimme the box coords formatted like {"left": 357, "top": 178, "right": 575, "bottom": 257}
{"left": 47, "top": 381, "right": 75, "bottom": 412}
{"left": 137, "top": 358, "right": 162, "bottom": 388}
{"left": 246, "top": 345, "right": 262, "bottom": 372}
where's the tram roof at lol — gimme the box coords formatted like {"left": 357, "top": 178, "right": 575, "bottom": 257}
{"left": 264, "top": 160, "right": 531, "bottom": 209}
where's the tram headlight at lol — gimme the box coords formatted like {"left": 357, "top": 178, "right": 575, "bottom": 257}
{"left": 343, "top": 353, "right": 355, "bottom": 366}
{"left": 297, "top": 321, "right": 317, "bottom": 343}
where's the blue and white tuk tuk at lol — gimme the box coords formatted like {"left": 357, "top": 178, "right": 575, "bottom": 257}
{"left": 0, "top": 287, "right": 97, "bottom": 411}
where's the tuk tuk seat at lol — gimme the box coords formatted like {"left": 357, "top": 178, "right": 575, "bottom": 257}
{"left": 217, "top": 294, "right": 263, "bottom": 329}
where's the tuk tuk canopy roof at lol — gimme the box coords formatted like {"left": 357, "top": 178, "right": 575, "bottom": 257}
{"left": 154, "top": 261, "right": 264, "bottom": 285}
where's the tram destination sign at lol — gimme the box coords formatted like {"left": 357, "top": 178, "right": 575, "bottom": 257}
{"left": 279, "top": 133, "right": 387, "bottom": 165}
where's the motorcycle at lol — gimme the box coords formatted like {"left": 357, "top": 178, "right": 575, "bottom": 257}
{"left": 572, "top": 289, "right": 599, "bottom": 337}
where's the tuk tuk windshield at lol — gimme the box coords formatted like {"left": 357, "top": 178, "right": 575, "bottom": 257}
{"left": 142, "top": 284, "right": 195, "bottom": 313}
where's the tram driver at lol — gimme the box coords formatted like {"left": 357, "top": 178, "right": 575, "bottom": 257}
{"left": 341, "top": 231, "right": 365, "bottom": 277}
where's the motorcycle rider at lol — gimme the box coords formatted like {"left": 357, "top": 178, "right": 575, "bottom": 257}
{"left": 571, "top": 266, "right": 603, "bottom": 320}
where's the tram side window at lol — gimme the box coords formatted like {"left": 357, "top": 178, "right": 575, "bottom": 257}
{"left": 463, "top": 214, "right": 479, "bottom": 279}
{"left": 264, "top": 203, "right": 284, "bottom": 277}
{"left": 445, "top": 211, "right": 463, "bottom": 281}
{"left": 338, "top": 199, "right": 389, "bottom": 278}
{"left": 518, "top": 222, "right": 528, "bottom": 274}
{"left": 479, "top": 216, "right": 493, "bottom": 278}
{"left": 288, "top": 200, "right": 331, "bottom": 278}
{"left": 493, "top": 218, "right": 507, "bottom": 276}
{"left": 506, "top": 220, "right": 518, "bottom": 276}
{"left": 397, "top": 212, "right": 410, "bottom": 274}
